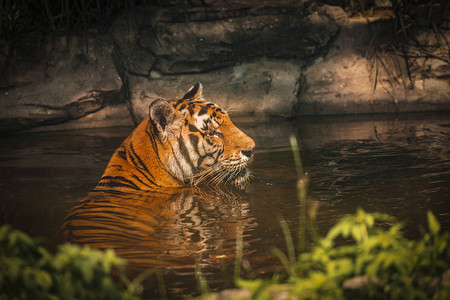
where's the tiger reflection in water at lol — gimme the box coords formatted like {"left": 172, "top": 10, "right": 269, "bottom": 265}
{"left": 62, "top": 83, "right": 257, "bottom": 270}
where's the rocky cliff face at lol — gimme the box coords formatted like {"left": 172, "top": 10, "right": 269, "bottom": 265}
{"left": 1, "top": 0, "right": 449, "bottom": 132}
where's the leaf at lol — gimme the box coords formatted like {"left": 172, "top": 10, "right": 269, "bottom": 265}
{"left": 427, "top": 211, "right": 440, "bottom": 236}
{"left": 0, "top": 225, "right": 142, "bottom": 299}
{"left": 78, "top": 261, "right": 94, "bottom": 284}
{"left": 351, "top": 226, "right": 362, "bottom": 243}
{"left": 4, "top": 257, "right": 24, "bottom": 282}
{"left": 326, "top": 258, "right": 353, "bottom": 279}
{"left": 278, "top": 218, "right": 296, "bottom": 265}
{"left": 102, "top": 277, "right": 120, "bottom": 300}
{"left": 236, "top": 278, "right": 269, "bottom": 292}
{"left": 0, "top": 225, "right": 12, "bottom": 240}
{"left": 34, "top": 269, "right": 52, "bottom": 290}
{"left": 326, "top": 217, "right": 352, "bottom": 241}
{"left": 272, "top": 247, "right": 296, "bottom": 277}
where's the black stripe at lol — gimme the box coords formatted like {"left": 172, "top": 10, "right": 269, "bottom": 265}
{"left": 189, "top": 134, "right": 200, "bottom": 157}
{"left": 217, "top": 147, "right": 224, "bottom": 157}
{"left": 110, "top": 164, "right": 124, "bottom": 170}
{"left": 174, "top": 99, "right": 184, "bottom": 108}
{"left": 188, "top": 124, "right": 198, "bottom": 132}
{"left": 129, "top": 143, "right": 156, "bottom": 182}
{"left": 189, "top": 100, "right": 203, "bottom": 105}
{"left": 197, "top": 155, "right": 207, "bottom": 167}
{"left": 198, "top": 106, "right": 208, "bottom": 116}
{"left": 188, "top": 105, "right": 195, "bottom": 116}
{"left": 89, "top": 189, "right": 129, "bottom": 196}
{"left": 178, "top": 135, "right": 196, "bottom": 171}
{"left": 145, "top": 128, "right": 185, "bottom": 183}
{"left": 145, "top": 128, "right": 158, "bottom": 148}
{"left": 116, "top": 147, "right": 127, "bottom": 160}
{"left": 98, "top": 181, "right": 139, "bottom": 190}
{"left": 134, "top": 167, "right": 161, "bottom": 187}
{"left": 100, "top": 176, "right": 140, "bottom": 190}
{"left": 128, "top": 144, "right": 142, "bottom": 169}
{"left": 204, "top": 136, "right": 214, "bottom": 146}
{"left": 131, "top": 174, "right": 152, "bottom": 188}
{"left": 65, "top": 210, "right": 135, "bottom": 223}
{"left": 68, "top": 227, "right": 143, "bottom": 241}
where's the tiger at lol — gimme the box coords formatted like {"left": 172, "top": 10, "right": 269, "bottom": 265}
{"left": 62, "top": 83, "right": 257, "bottom": 270}
{"left": 97, "top": 82, "right": 255, "bottom": 190}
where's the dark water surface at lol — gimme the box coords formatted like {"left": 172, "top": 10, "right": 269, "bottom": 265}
{"left": 1, "top": 112, "right": 449, "bottom": 298}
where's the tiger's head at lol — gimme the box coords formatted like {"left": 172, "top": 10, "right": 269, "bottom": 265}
{"left": 148, "top": 83, "right": 255, "bottom": 187}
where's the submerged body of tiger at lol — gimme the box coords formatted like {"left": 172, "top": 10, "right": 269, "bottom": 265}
{"left": 98, "top": 82, "right": 255, "bottom": 190}
{"left": 62, "top": 83, "right": 256, "bottom": 269}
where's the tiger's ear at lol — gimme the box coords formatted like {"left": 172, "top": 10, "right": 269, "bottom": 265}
{"left": 182, "top": 82, "right": 203, "bottom": 100}
{"left": 149, "top": 100, "right": 184, "bottom": 141}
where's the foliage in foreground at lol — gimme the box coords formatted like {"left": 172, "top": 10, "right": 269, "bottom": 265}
{"left": 2, "top": 210, "right": 449, "bottom": 300}
{"left": 0, "top": 225, "right": 141, "bottom": 300}
{"left": 237, "top": 209, "right": 450, "bottom": 300}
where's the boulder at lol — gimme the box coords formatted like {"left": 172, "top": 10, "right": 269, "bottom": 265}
{"left": 128, "top": 59, "right": 302, "bottom": 121}
{"left": 1, "top": 0, "right": 449, "bottom": 132}
{"left": 0, "top": 35, "right": 131, "bottom": 133}
{"left": 112, "top": 1, "right": 339, "bottom": 122}
{"left": 297, "top": 6, "right": 450, "bottom": 114}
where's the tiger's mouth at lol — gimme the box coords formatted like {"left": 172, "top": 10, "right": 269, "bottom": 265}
{"left": 222, "top": 161, "right": 251, "bottom": 188}
{"left": 192, "top": 160, "right": 251, "bottom": 188}
{"left": 230, "top": 167, "right": 250, "bottom": 188}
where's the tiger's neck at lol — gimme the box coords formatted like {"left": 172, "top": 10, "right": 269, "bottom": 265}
{"left": 97, "top": 119, "right": 183, "bottom": 190}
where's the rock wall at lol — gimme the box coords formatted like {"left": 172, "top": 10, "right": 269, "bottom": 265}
{"left": 0, "top": 36, "right": 129, "bottom": 132}
{"left": 1, "top": 0, "right": 449, "bottom": 132}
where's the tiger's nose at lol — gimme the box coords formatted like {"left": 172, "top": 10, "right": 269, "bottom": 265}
{"left": 241, "top": 146, "right": 255, "bottom": 158}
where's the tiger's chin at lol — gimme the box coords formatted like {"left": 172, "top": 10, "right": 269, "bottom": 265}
{"left": 222, "top": 162, "right": 251, "bottom": 189}
{"left": 230, "top": 167, "right": 251, "bottom": 189}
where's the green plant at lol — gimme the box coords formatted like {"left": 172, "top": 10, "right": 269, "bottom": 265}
{"left": 233, "top": 135, "right": 450, "bottom": 299}
{"left": 236, "top": 209, "right": 450, "bottom": 299}
{"left": 0, "top": 225, "right": 142, "bottom": 300}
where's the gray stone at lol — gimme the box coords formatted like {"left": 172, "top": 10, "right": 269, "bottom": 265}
{"left": 110, "top": 10, "right": 156, "bottom": 77}
{"left": 296, "top": 5, "right": 450, "bottom": 115}
{"left": 1, "top": 1, "right": 449, "bottom": 133}
{"left": 0, "top": 35, "right": 131, "bottom": 132}
{"left": 128, "top": 59, "right": 301, "bottom": 122}
{"left": 135, "top": 4, "right": 338, "bottom": 74}
{"left": 114, "top": 1, "right": 340, "bottom": 121}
